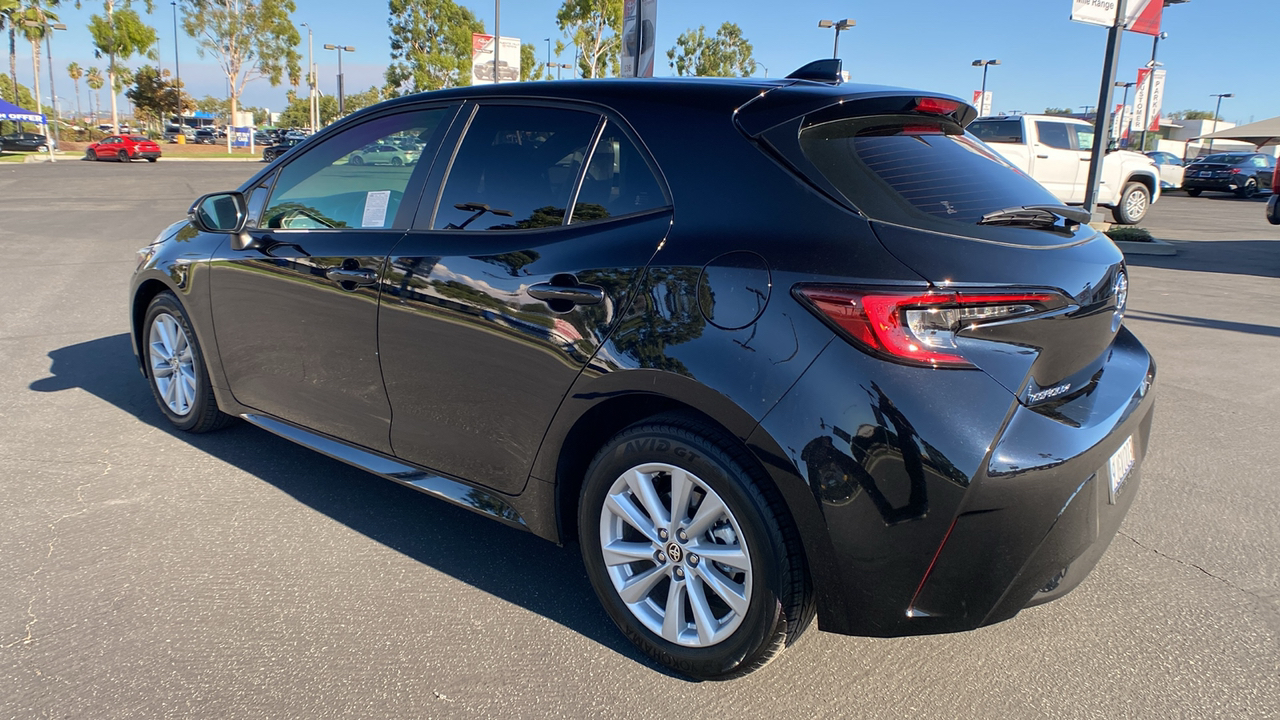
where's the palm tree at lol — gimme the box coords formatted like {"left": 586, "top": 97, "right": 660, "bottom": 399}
{"left": 86, "top": 65, "right": 102, "bottom": 126}
{"left": 66, "top": 60, "right": 79, "bottom": 122}
{"left": 1, "top": 0, "right": 20, "bottom": 107}
{"left": 18, "top": 1, "right": 59, "bottom": 121}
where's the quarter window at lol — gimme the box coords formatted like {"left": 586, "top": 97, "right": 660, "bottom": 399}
{"left": 571, "top": 122, "right": 666, "bottom": 224}
{"left": 434, "top": 105, "right": 601, "bottom": 231}
{"left": 261, "top": 108, "right": 451, "bottom": 231}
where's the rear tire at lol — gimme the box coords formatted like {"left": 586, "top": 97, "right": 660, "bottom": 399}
{"left": 142, "top": 292, "right": 233, "bottom": 433}
{"left": 578, "top": 414, "right": 812, "bottom": 680}
{"left": 1112, "top": 182, "right": 1150, "bottom": 225}
{"left": 1235, "top": 179, "right": 1257, "bottom": 199}
{"left": 118, "top": 150, "right": 130, "bottom": 163}
{"left": 1186, "top": 187, "right": 1202, "bottom": 197}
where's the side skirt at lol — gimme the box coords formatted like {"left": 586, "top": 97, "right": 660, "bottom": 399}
{"left": 242, "top": 413, "right": 529, "bottom": 531}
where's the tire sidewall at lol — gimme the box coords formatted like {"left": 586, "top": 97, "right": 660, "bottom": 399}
{"left": 1116, "top": 183, "right": 1149, "bottom": 224}
{"left": 143, "top": 293, "right": 216, "bottom": 432}
{"left": 579, "top": 424, "right": 786, "bottom": 679}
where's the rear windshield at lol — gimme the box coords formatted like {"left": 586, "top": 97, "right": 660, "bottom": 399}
{"left": 798, "top": 115, "right": 1060, "bottom": 226}
{"left": 129, "top": 136, "right": 150, "bottom": 142}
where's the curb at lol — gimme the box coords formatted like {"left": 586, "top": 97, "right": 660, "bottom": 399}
{"left": 1115, "top": 238, "right": 1177, "bottom": 256}
{"left": 24, "top": 154, "right": 262, "bottom": 163}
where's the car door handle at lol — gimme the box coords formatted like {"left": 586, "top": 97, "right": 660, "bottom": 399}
{"left": 326, "top": 268, "right": 378, "bottom": 286}
{"left": 1036, "top": 154, "right": 1049, "bottom": 159}
{"left": 528, "top": 281, "right": 604, "bottom": 306}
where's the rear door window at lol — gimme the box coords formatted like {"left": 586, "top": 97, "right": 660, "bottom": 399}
{"left": 1035, "top": 121, "right": 1072, "bottom": 150}
{"left": 570, "top": 122, "right": 667, "bottom": 224}
{"left": 797, "top": 115, "right": 1060, "bottom": 226}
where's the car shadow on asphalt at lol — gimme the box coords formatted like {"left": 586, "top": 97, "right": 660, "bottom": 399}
{"left": 29, "top": 332, "right": 684, "bottom": 679}
{"left": 1125, "top": 238, "right": 1280, "bottom": 279}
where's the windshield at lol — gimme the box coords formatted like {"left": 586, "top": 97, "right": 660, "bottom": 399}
{"left": 798, "top": 115, "right": 1061, "bottom": 226}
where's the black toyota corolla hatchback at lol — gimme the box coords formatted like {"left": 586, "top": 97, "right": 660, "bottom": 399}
{"left": 129, "top": 61, "right": 1155, "bottom": 680}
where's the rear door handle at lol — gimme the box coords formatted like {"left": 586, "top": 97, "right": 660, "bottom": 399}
{"left": 528, "top": 279, "right": 604, "bottom": 306}
{"left": 326, "top": 268, "right": 378, "bottom": 286}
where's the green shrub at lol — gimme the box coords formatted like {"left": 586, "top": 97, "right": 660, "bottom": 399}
{"left": 1105, "top": 226, "right": 1154, "bottom": 242}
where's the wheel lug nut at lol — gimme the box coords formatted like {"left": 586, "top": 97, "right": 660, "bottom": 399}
{"left": 677, "top": 529, "right": 687, "bottom": 543}
{"left": 656, "top": 551, "right": 667, "bottom": 563}
{"left": 657, "top": 529, "right": 668, "bottom": 541}
{"left": 688, "top": 554, "right": 699, "bottom": 566}
{"left": 674, "top": 567, "right": 685, "bottom": 579}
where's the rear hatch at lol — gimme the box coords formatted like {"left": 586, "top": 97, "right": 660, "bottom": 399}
{"left": 738, "top": 86, "right": 1129, "bottom": 408}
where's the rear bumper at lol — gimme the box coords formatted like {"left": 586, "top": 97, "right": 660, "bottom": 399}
{"left": 749, "top": 326, "right": 1156, "bottom": 637}
{"left": 1184, "top": 177, "right": 1245, "bottom": 191}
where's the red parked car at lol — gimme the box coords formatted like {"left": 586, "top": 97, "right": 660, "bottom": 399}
{"left": 85, "top": 135, "right": 162, "bottom": 162}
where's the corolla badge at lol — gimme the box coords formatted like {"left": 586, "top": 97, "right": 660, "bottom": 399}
{"left": 1111, "top": 270, "right": 1129, "bottom": 332}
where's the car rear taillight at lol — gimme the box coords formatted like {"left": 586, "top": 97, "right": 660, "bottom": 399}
{"left": 914, "top": 97, "right": 962, "bottom": 116}
{"left": 795, "top": 286, "right": 1056, "bottom": 368}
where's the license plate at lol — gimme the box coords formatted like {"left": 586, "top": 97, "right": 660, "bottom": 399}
{"left": 1200, "top": 171, "right": 1213, "bottom": 177}
{"left": 1107, "top": 436, "right": 1135, "bottom": 502}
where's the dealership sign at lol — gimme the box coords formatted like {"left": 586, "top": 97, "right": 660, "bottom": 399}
{"left": 471, "top": 33, "right": 522, "bottom": 85}
{"left": 1130, "top": 67, "right": 1166, "bottom": 133}
{"left": 621, "top": 0, "right": 657, "bottom": 78}
{"left": 1071, "top": 0, "right": 1164, "bottom": 35}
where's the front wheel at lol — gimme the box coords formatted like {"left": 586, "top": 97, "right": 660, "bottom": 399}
{"left": 143, "top": 293, "right": 233, "bottom": 433}
{"left": 84, "top": 149, "right": 96, "bottom": 161}
{"left": 1112, "top": 182, "right": 1150, "bottom": 224}
{"left": 579, "top": 415, "right": 812, "bottom": 680}
{"left": 349, "top": 155, "right": 364, "bottom": 166}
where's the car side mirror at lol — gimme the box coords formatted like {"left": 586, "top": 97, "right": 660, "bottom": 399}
{"left": 188, "top": 191, "right": 248, "bottom": 234}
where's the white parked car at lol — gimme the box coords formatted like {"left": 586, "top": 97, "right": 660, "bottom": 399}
{"left": 1145, "top": 151, "right": 1186, "bottom": 190}
{"left": 968, "top": 114, "right": 1161, "bottom": 224}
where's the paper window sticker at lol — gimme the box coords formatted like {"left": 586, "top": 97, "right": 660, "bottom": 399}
{"left": 362, "top": 190, "right": 392, "bottom": 228}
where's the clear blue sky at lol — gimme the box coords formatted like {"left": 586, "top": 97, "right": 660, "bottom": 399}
{"left": 32, "top": 0, "right": 1279, "bottom": 125}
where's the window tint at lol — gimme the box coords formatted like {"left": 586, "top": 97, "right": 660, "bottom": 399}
{"left": 1035, "top": 121, "right": 1072, "bottom": 150}
{"left": 1251, "top": 156, "right": 1269, "bottom": 167}
{"left": 434, "top": 105, "right": 601, "bottom": 231}
{"left": 571, "top": 121, "right": 666, "bottom": 224}
{"left": 261, "top": 108, "right": 451, "bottom": 231}
{"left": 967, "top": 119, "right": 1024, "bottom": 144}
{"left": 798, "top": 115, "right": 1060, "bottom": 225}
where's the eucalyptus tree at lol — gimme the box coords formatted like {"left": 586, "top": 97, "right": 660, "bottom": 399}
{"left": 555, "top": 0, "right": 621, "bottom": 78}
{"left": 86, "top": 0, "right": 157, "bottom": 132}
{"left": 667, "top": 22, "right": 755, "bottom": 78}
{"left": 385, "top": 0, "right": 483, "bottom": 95}
{"left": 179, "top": 0, "right": 300, "bottom": 142}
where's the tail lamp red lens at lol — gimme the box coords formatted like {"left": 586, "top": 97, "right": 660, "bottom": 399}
{"left": 796, "top": 287, "right": 1055, "bottom": 368}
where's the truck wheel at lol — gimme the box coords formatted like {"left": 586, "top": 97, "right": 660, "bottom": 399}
{"left": 1186, "top": 188, "right": 1202, "bottom": 197}
{"left": 1112, "top": 182, "right": 1150, "bottom": 225}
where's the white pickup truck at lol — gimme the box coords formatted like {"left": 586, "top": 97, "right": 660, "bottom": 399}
{"left": 968, "top": 114, "right": 1161, "bottom": 224}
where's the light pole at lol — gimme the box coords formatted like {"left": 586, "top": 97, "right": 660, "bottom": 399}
{"left": 493, "top": 0, "right": 500, "bottom": 83}
{"left": 547, "top": 62, "right": 571, "bottom": 80}
{"left": 323, "top": 44, "right": 355, "bottom": 116}
{"left": 755, "top": 61, "right": 768, "bottom": 78}
{"left": 817, "top": 19, "right": 854, "bottom": 59}
{"left": 1080, "top": 105, "right": 1095, "bottom": 117}
{"left": 1206, "top": 92, "right": 1233, "bottom": 153}
{"left": 1135, "top": 33, "right": 1167, "bottom": 152}
{"left": 172, "top": 1, "right": 181, "bottom": 124}
{"left": 302, "top": 22, "right": 315, "bottom": 128}
{"left": 544, "top": 38, "right": 551, "bottom": 80}
{"left": 971, "top": 59, "right": 1000, "bottom": 115}
{"left": 1115, "top": 81, "right": 1135, "bottom": 145}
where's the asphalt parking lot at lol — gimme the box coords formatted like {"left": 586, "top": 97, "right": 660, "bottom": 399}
{"left": 2, "top": 161, "right": 1277, "bottom": 719}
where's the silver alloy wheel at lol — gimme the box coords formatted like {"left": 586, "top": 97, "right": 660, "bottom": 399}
{"left": 1124, "top": 187, "right": 1147, "bottom": 220}
{"left": 599, "top": 462, "right": 753, "bottom": 647}
{"left": 148, "top": 312, "right": 197, "bottom": 417}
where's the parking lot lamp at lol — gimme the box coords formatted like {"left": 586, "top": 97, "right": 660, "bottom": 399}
{"left": 172, "top": 1, "right": 181, "bottom": 124}
{"left": 323, "top": 44, "right": 355, "bottom": 116}
{"left": 1206, "top": 93, "right": 1233, "bottom": 153}
{"left": 817, "top": 19, "right": 854, "bottom": 60}
{"left": 1115, "top": 81, "right": 1135, "bottom": 144}
{"left": 971, "top": 59, "right": 1000, "bottom": 115}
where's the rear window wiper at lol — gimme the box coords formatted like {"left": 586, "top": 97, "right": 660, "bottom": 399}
{"left": 978, "top": 204, "right": 1091, "bottom": 230}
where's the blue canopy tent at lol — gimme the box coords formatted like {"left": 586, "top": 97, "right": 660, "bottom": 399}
{"left": 0, "top": 97, "right": 45, "bottom": 125}
{"left": 0, "top": 97, "right": 53, "bottom": 160}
